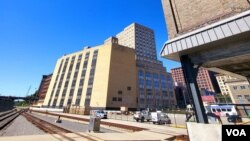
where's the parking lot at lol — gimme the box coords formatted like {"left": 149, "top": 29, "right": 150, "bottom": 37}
{"left": 107, "top": 112, "right": 250, "bottom": 127}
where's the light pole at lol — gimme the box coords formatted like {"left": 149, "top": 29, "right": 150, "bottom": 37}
{"left": 182, "top": 87, "right": 187, "bottom": 107}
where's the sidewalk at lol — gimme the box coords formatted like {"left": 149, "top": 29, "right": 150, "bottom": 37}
{"left": 56, "top": 112, "right": 188, "bottom": 135}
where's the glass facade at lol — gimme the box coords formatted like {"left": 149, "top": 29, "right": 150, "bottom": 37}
{"left": 137, "top": 69, "right": 174, "bottom": 109}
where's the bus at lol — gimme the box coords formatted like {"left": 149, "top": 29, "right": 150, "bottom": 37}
{"left": 205, "top": 105, "right": 238, "bottom": 117}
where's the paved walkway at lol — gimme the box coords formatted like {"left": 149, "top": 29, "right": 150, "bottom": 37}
{"left": 56, "top": 112, "right": 188, "bottom": 135}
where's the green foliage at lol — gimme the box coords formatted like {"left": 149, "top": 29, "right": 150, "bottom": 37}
{"left": 15, "top": 91, "right": 38, "bottom": 107}
{"left": 15, "top": 101, "right": 29, "bottom": 107}
{"left": 215, "top": 93, "right": 232, "bottom": 103}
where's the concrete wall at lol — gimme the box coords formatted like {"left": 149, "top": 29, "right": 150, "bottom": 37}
{"left": 187, "top": 122, "right": 222, "bottom": 141}
{"left": 0, "top": 98, "right": 14, "bottom": 112}
{"left": 90, "top": 44, "right": 112, "bottom": 109}
{"left": 91, "top": 43, "right": 137, "bottom": 110}
{"left": 161, "top": 0, "right": 250, "bottom": 39}
{"left": 107, "top": 44, "right": 137, "bottom": 109}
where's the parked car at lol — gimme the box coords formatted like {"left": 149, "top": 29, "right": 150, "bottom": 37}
{"left": 151, "top": 112, "right": 171, "bottom": 124}
{"left": 227, "top": 115, "right": 242, "bottom": 123}
{"left": 133, "top": 110, "right": 151, "bottom": 122}
{"left": 92, "top": 110, "right": 107, "bottom": 119}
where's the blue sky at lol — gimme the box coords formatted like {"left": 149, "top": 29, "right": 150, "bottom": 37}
{"left": 0, "top": 0, "right": 180, "bottom": 97}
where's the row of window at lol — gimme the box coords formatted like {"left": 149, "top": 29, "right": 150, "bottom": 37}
{"left": 49, "top": 50, "right": 98, "bottom": 107}
{"left": 112, "top": 97, "right": 122, "bottom": 102}
{"left": 233, "top": 85, "right": 250, "bottom": 90}
{"left": 237, "top": 95, "right": 250, "bottom": 102}
{"left": 84, "top": 50, "right": 98, "bottom": 107}
{"left": 138, "top": 100, "right": 175, "bottom": 109}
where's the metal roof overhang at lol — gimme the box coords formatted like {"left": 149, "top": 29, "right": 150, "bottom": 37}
{"left": 161, "top": 10, "right": 250, "bottom": 78}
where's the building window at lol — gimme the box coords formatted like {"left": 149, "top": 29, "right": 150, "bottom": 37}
{"left": 59, "top": 99, "right": 64, "bottom": 107}
{"left": 112, "top": 97, "right": 117, "bottom": 101}
{"left": 244, "top": 95, "right": 250, "bottom": 102}
{"left": 237, "top": 95, "right": 243, "bottom": 99}
{"left": 69, "top": 89, "right": 74, "bottom": 96}
{"left": 233, "top": 86, "right": 237, "bottom": 90}
{"left": 71, "top": 80, "right": 76, "bottom": 87}
{"left": 240, "top": 86, "right": 246, "bottom": 89}
{"left": 127, "top": 86, "right": 131, "bottom": 91}
{"left": 79, "top": 79, "right": 84, "bottom": 86}
{"left": 138, "top": 70, "right": 144, "bottom": 78}
{"left": 67, "top": 99, "right": 72, "bottom": 106}
{"left": 118, "top": 97, "right": 122, "bottom": 102}
{"left": 78, "top": 54, "right": 82, "bottom": 60}
{"left": 118, "top": 90, "right": 123, "bottom": 95}
{"left": 75, "top": 99, "right": 80, "bottom": 106}
{"left": 77, "top": 88, "right": 82, "bottom": 96}
{"left": 84, "top": 99, "right": 90, "bottom": 106}
{"left": 75, "top": 62, "right": 80, "bottom": 70}
{"left": 86, "top": 88, "right": 92, "bottom": 95}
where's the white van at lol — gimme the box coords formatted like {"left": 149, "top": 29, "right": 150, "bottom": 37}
{"left": 151, "top": 112, "right": 171, "bottom": 124}
{"left": 205, "top": 105, "right": 238, "bottom": 117}
{"left": 133, "top": 110, "right": 151, "bottom": 122}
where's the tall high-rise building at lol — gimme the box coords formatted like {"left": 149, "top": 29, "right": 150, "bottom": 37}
{"left": 43, "top": 37, "right": 138, "bottom": 111}
{"left": 116, "top": 23, "right": 158, "bottom": 62}
{"left": 116, "top": 23, "right": 175, "bottom": 109}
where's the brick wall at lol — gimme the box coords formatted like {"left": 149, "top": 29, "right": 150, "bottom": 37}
{"left": 162, "top": 0, "right": 250, "bottom": 39}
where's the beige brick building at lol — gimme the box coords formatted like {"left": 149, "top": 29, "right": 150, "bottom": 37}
{"left": 161, "top": 0, "right": 250, "bottom": 39}
{"left": 116, "top": 23, "right": 176, "bottom": 109}
{"left": 43, "top": 23, "right": 176, "bottom": 111}
{"left": 43, "top": 37, "right": 137, "bottom": 110}
{"left": 216, "top": 74, "right": 250, "bottom": 104}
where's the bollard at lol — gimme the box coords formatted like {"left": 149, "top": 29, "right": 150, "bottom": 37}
{"left": 88, "top": 116, "right": 101, "bottom": 132}
{"left": 55, "top": 116, "right": 62, "bottom": 123}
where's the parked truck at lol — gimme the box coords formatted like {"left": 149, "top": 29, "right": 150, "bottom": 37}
{"left": 151, "top": 111, "right": 171, "bottom": 124}
{"left": 133, "top": 110, "right": 151, "bottom": 122}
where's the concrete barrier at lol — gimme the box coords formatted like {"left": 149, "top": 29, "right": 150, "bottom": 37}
{"left": 29, "top": 107, "right": 63, "bottom": 113}
{"left": 186, "top": 122, "right": 221, "bottom": 141}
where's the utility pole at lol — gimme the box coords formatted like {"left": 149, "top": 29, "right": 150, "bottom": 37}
{"left": 26, "top": 85, "right": 31, "bottom": 96}
{"left": 26, "top": 85, "right": 32, "bottom": 106}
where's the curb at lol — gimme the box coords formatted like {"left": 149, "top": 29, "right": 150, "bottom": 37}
{"left": 169, "top": 124, "right": 187, "bottom": 129}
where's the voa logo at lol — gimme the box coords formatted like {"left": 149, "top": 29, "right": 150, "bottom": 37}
{"left": 226, "top": 129, "right": 246, "bottom": 136}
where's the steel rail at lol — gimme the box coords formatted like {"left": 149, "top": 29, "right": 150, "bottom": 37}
{"left": 22, "top": 112, "right": 97, "bottom": 141}
{"left": 0, "top": 109, "right": 23, "bottom": 130}
{"left": 30, "top": 110, "right": 147, "bottom": 132}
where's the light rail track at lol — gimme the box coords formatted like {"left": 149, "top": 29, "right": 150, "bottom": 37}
{"left": 30, "top": 110, "right": 147, "bottom": 132}
{"left": 22, "top": 112, "right": 98, "bottom": 141}
{"left": 29, "top": 110, "right": 189, "bottom": 140}
{"left": 0, "top": 109, "right": 22, "bottom": 130}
